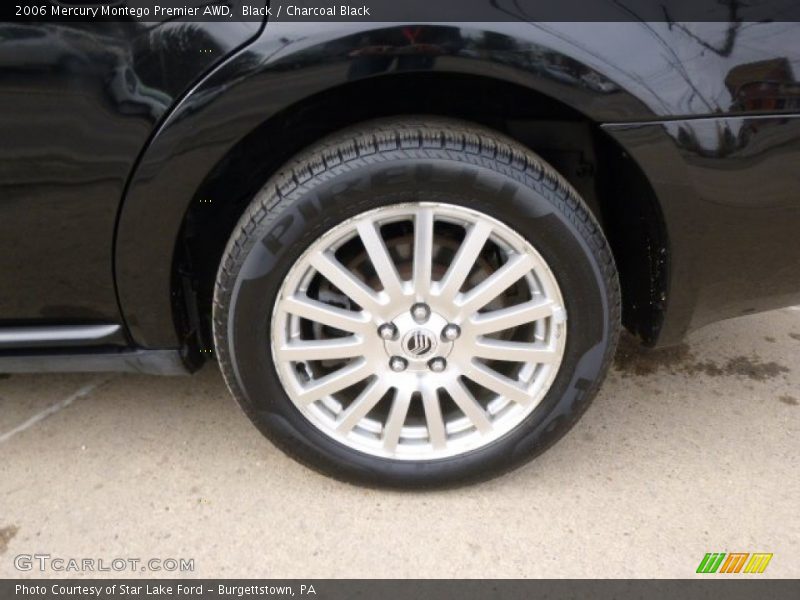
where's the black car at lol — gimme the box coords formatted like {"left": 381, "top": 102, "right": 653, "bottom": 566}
{"left": 1, "top": 11, "right": 799, "bottom": 487}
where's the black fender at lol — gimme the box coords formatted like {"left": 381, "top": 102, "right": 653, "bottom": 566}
{"left": 117, "top": 21, "right": 800, "bottom": 349}
{"left": 114, "top": 22, "right": 664, "bottom": 349}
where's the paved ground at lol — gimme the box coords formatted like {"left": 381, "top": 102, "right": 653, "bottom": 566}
{"left": 1, "top": 308, "right": 798, "bottom": 579}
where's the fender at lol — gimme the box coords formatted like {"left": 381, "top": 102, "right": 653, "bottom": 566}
{"left": 115, "top": 22, "right": 659, "bottom": 349}
{"left": 116, "top": 21, "right": 800, "bottom": 349}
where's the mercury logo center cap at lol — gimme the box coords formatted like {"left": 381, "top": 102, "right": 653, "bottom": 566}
{"left": 402, "top": 329, "right": 437, "bottom": 360}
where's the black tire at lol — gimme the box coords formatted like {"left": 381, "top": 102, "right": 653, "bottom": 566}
{"left": 213, "top": 117, "right": 620, "bottom": 488}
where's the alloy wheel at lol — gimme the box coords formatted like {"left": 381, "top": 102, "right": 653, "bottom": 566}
{"left": 271, "top": 202, "right": 567, "bottom": 460}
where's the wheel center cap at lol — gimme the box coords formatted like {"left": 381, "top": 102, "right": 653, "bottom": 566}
{"left": 402, "top": 329, "right": 437, "bottom": 360}
{"left": 382, "top": 310, "right": 454, "bottom": 371}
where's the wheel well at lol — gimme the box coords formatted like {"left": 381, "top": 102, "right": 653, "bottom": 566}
{"left": 176, "top": 72, "right": 668, "bottom": 356}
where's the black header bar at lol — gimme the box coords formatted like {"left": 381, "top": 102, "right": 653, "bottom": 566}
{"left": 5, "top": 0, "right": 800, "bottom": 23}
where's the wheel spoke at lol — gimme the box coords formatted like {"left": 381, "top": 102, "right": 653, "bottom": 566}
{"left": 310, "top": 251, "right": 384, "bottom": 315}
{"left": 281, "top": 295, "right": 370, "bottom": 333}
{"left": 466, "top": 362, "right": 533, "bottom": 406}
{"left": 356, "top": 220, "right": 404, "bottom": 298}
{"left": 336, "top": 377, "right": 390, "bottom": 433}
{"left": 473, "top": 339, "right": 559, "bottom": 364}
{"left": 383, "top": 387, "right": 412, "bottom": 452}
{"left": 412, "top": 207, "right": 435, "bottom": 298}
{"left": 457, "top": 253, "right": 535, "bottom": 314}
{"left": 276, "top": 336, "right": 365, "bottom": 362}
{"left": 446, "top": 378, "right": 492, "bottom": 434}
{"left": 470, "top": 298, "right": 556, "bottom": 335}
{"left": 421, "top": 386, "right": 446, "bottom": 450}
{"left": 295, "top": 359, "right": 371, "bottom": 404}
{"left": 436, "top": 220, "right": 492, "bottom": 303}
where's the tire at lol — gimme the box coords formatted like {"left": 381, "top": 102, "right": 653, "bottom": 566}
{"left": 213, "top": 117, "right": 620, "bottom": 488}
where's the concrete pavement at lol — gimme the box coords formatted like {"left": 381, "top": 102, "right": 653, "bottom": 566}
{"left": 1, "top": 307, "right": 798, "bottom": 578}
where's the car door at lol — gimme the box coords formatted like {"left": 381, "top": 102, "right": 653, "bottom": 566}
{"left": 0, "top": 14, "right": 262, "bottom": 348}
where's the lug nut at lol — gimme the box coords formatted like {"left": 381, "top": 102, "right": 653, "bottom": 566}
{"left": 428, "top": 357, "right": 447, "bottom": 373}
{"left": 378, "top": 323, "right": 398, "bottom": 340}
{"left": 411, "top": 302, "right": 431, "bottom": 323}
{"left": 389, "top": 356, "right": 408, "bottom": 372}
{"left": 442, "top": 324, "right": 461, "bottom": 341}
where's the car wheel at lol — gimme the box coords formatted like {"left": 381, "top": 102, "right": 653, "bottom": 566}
{"left": 213, "top": 117, "right": 620, "bottom": 488}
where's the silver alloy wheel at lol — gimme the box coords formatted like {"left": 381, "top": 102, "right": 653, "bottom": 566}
{"left": 271, "top": 202, "right": 567, "bottom": 460}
